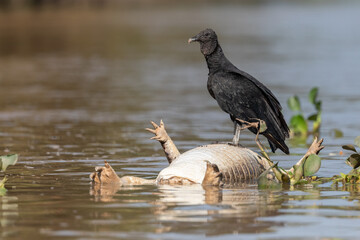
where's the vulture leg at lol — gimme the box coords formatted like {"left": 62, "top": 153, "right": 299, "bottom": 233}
{"left": 232, "top": 122, "right": 241, "bottom": 145}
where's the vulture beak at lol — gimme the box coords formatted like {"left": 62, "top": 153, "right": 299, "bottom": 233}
{"left": 188, "top": 35, "right": 198, "bottom": 43}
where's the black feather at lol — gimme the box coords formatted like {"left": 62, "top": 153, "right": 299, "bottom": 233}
{"left": 191, "top": 28, "right": 290, "bottom": 154}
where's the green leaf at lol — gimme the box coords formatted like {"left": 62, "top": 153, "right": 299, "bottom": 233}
{"left": 303, "top": 154, "right": 321, "bottom": 177}
{"left": 355, "top": 136, "right": 360, "bottom": 148}
{"left": 346, "top": 153, "right": 360, "bottom": 169}
{"left": 287, "top": 95, "right": 301, "bottom": 112}
{"left": 308, "top": 113, "right": 318, "bottom": 121}
{"left": 292, "top": 163, "right": 303, "bottom": 184}
{"left": 0, "top": 177, "right": 7, "bottom": 196}
{"left": 290, "top": 114, "right": 308, "bottom": 136}
{"left": 342, "top": 144, "right": 357, "bottom": 152}
{"left": 270, "top": 162, "right": 283, "bottom": 183}
{"left": 278, "top": 166, "right": 290, "bottom": 184}
{"left": 308, "top": 87, "right": 319, "bottom": 105}
{"left": 0, "top": 154, "right": 18, "bottom": 172}
{"left": 259, "top": 120, "right": 267, "bottom": 133}
{"left": 330, "top": 129, "right": 343, "bottom": 138}
{"left": 312, "top": 112, "right": 321, "bottom": 134}
{"left": 315, "top": 101, "right": 322, "bottom": 112}
{"left": 348, "top": 169, "right": 358, "bottom": 176}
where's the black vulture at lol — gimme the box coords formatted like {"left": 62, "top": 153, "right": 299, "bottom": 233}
{"left": 188, "top": 28, "right": 290, "bottom": 154}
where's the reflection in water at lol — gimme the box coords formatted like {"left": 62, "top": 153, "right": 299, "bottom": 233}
{"left": 0, "top": 196, "right": 19, "bottom": 238}
{"left": 90, "top": 182, "right": 122, "bottom": 202}
{"left": 90, "top": 182, "right": 286, "bottom": 235}
{"left": 87, "top": 177, "right": 360, "bottom": 237}
{"left": 154, "top": 185, "right": 285, "bottom": 236}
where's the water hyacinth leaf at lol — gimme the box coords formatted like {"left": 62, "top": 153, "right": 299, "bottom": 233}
{"left": 0, "top": 187, "right": 6, "bottom": 196}
{"left": 330, "top": 129, "right": 343, "bottom": 138}
{"left": 287, "top": 95, "right": 301, "bottom": 112}
{"left": 0, "top": 154, "right": 18, "bottom": 172}
{"left": 315, "top": 101, "right": 322, "bottom": 112}
{"left": 308, "top": 113, "right": 318, "bottom": 121}
{"left": 0, "top": 177, "right": 7, "bottom": 196}
{"left": 292, "top": 163, "right": 303, "bottom": 184}
{"left": 290, "top": 114, "right": 308, "bottom": 136}
{"left": 272, "top": 162, "right": 287, "bottom": 183}
{"left": 312, "top": 112, "right": 321, "bottom": 134}
{"left": 277, "top": 166, "right": 290, "bottom": 184}
{"left": 346, "top": 154, "right": 360, "bottom": 169}
{"left": 342, "top": 144, "right": 357, "bottom": 153}
{"left": 348, "top": 169, "right": 358, "bottom": 176}
{"left": 355, "top": 136, "right": 360, "bottom": 148}
{"left": 304, "top": 154, "right": 321, "bottom": 177}
{"left": 281, "top": 173, "right": 290, "bottom": 184}
{"left": 308, "top": 87, "right": 318, "bottom": 105}
{"left": 259, "top": 120, "right": 267, "bottom": 133}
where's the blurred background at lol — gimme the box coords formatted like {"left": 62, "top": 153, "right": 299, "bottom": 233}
{"left": 1, "top": 0, "right": 360, "bottom": 239}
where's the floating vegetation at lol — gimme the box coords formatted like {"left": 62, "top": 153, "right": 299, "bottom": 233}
{"left": 342, "top": 136, "right": 360, "bottom": 169}
{"left": 287, "top": 87, "right": 322, "bottom": 137}
{"left": 259, "top": 136, "right": 360, "bottom": 189}
{"left": 330, "top": 136, "right": 360, "bottom": 184}
{"left": 0, "top": 154, "right": 18, "bottom": 196}
{"left": 257, "top": 138, "right": 323, "bottom": 188}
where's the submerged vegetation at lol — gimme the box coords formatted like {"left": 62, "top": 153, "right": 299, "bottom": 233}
{"left": 0, "top": 154, "right": 18, "bottom": 195}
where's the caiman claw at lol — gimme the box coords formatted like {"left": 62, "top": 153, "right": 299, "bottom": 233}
{"left": 145, "top": 120, "right": 169, "bottom": 143}
{"left": 306, "top": 137, "right": 325, "bottom": 157}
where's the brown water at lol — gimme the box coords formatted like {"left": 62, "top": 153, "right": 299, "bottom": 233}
{"left": 1, "top": 2, "right": 360, "bottom": 239}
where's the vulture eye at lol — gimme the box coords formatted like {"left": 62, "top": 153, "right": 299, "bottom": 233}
{"left": 205, "top": 33, "right": 210, "bottom": 37}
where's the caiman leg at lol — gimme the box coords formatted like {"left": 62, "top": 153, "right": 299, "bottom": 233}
{"left": 287, "top": 137, "right": 324, "bottom": 175}
{"left": 146, "top": 120, "right": 180, "bottom": 164}
{"left": 202, "top": 161, "right": 223, "bottom": 186}
{"left": 90, "top": 161, "right": 155, "bottom": 185}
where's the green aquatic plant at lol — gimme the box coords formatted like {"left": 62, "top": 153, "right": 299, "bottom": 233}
{"left": 286, "top": 136, "right": 360, "bottom": 186}
{"left": 333, "top": 171, "right": 360, "bottom": 184}
{"left": 267, "top": 134, "right": 360, "bottom": 188}
{"left": 257, "top": 138, "right": 323, "bottom": 188}
{"left": 287, "top": 87, "right": 322, "bottom": 137}
{"left": 342, "top": 136, "right": 360, "bottom": 169}
{"left": 258, "top": 153, "right": 322, "bottom": 188}
{"left": 0, "top": 154, "right": 18, "bottom": 195}
{"left": 331, "top": 136, "right": 360, "bottom": 184}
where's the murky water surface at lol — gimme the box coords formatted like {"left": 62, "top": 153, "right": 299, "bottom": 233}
{"left": 1, "top": 2, "right": 360, "bottom": 239}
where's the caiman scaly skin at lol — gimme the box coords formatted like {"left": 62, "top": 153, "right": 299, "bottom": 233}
{"left": 156, "top": 143, "right": 270, "bottom": 184}
{"left": 147, "top": 121, "right": 271, "bottom": 184}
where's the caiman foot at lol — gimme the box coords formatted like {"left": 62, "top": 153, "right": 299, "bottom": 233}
{"left": 90, "top": 161, "right": 156, "bottom": 186}
{"left": 90, "top": 161, "right": 121, "bottom": 184}
{"left": 145, "top": 120, "right": 169, "bottom": 143}
{"left": 202, "top": 161, "right": 223, "bottom": 186}
{"left": 305, "top": 137, "right": 325, "bottom": 157}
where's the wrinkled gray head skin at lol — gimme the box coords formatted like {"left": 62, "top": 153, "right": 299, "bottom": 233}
{"left": 188, "top": 28, "right": 218, "bottom": 56}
